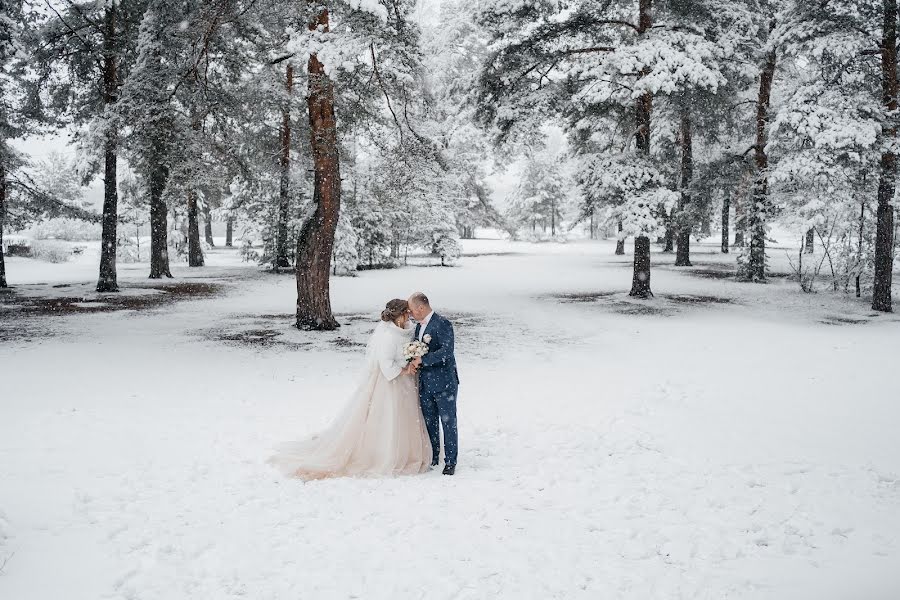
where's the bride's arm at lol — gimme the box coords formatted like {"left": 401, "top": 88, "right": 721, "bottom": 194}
{"left": 375, "top": 332, "right": 405, "bottom": 381}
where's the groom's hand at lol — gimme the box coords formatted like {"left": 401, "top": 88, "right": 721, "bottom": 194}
{"left": 411, "top": 357, "right": 422, "bottom": 369}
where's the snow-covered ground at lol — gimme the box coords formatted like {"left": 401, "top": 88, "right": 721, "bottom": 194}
{"left": 2, "top": 240, "right": 900, "bottom": 600}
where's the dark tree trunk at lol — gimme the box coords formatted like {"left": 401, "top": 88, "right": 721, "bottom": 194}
{"left": 615, "top": 220, "right": 626, "bottom": 255}
{"left": 804, "top": 228, "right": 815, "bottom": 253}
{"left": 276, "top": 63, "right": 294, "bottom": 270}
{"left": 187, "top": 189, "right": 204, "bottom": 267}
{"left": 96, "top": 1, "right": 119, "bottom": 293}
{"left": 0, "top": 162, "right": 6, "bottom": 289}
{"left": 296, "top": 7, "right": 340, "bottom": 330}
{"left": 203, "top": 201, "right": 214, "bottom": 246}
{"left": 675, "top": 111, "right": 693, "bottom": 266}
{"left": 148, "top": 143, "right": 172, "bottom": 279}
{"left": 721, "top": 190, "right": 730, "bottom": 254}
{"left": 225, "top": 217, "right": 233, "bottom": 247}
{"left": 186, "top": 114, "right": 204, "bottom": 267}
{"left": 746, "top": 35, "right": 777, "bottom": 282}
{"left": 551, "top": 198, "right": 556, "bottom": 236}
{"left": 629, "top": 0, "right": 654, "bottom": 298}
{"left": 663, "top": 220, "right": 674, "bottom": 252}
{"left": 734, "top": 176, "right": 746, "bottom": 247}
{"left": 874, "top": 0, "right": 897, "bottom": 312}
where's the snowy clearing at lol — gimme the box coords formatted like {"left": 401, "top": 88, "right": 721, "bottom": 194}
{"left": 2, "top": 240, "right": 900, "bottom": 600}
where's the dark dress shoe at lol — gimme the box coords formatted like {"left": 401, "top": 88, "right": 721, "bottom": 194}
{"left": 442, "top": 464, "right": 455, "bottom": 476}
{"left": 431, "top": 459, "right": 439, "bottom": 467}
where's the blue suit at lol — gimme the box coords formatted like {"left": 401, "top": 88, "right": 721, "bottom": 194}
{"left": 415, "top": 313, "right": 459, "bottom": 466}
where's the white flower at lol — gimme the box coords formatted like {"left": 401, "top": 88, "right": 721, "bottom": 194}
{"left": 423, "top": 334, "right": 432, "bottom": 343}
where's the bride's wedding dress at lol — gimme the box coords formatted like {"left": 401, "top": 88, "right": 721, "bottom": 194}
{"left": 269, "top": 320, "right": 433, "bottom": 480}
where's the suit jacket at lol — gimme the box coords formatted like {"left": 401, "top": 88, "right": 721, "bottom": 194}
{"left": 414, "top": 313, "right": 460, "bottom": 395}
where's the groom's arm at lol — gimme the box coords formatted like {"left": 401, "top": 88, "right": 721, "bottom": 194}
{"left": 421, "top": 319, "right": 455, "bottom": 368}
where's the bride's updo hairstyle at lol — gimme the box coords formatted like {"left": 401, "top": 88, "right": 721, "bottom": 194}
{"left": 381, "top": 299, "right": 409, "bottom": 323}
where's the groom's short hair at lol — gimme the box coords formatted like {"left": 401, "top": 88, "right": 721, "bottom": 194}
{"left": 410, "top": 292, "right": 430, "bottom": 307}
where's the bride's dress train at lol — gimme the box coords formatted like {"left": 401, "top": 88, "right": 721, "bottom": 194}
{"left": 269, "top": 320, "right": 433, "bottom": 480}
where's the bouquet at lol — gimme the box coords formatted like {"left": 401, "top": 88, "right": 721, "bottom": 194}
{"left": 403, "top": 340, "right": 429, "bottom": 363}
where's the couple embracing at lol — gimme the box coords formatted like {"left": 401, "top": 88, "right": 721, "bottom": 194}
{"left": 270, "top": 293, "right": 460, "bottom": 479}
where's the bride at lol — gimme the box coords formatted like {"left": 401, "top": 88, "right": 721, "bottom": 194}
{"left": 269, "top": 299, "right": 433, "bottom": 480}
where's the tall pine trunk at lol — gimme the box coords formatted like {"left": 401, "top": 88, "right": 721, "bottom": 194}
{"left": 629, "top": 0, "right": 654, "bottom": 298}
{"left": 615, "top": 220, "right": 625, "bottom": 255}
{"left": 148, "top": 142, "right": 172, "bottom": 279}
{"left": 225, "top": 217, "right": 233, "bottom": 246}
{"left": 186, "top": 116, "right": 204, "bottom": 267}
{"left": 746, "top": 36, "right": 777, "bottom": 282}
{"left": 663, "top": 218, "right": 674, "bottom": 252}
{"left": 721, "top": 190, "right": 730, "bottom": 254}
{"left": 873, "top": 0, "right": 897, "bottom": 312}
{"left": 295, "top": 6, "right": 340, "bottom": 330}
{"left": 276, "top": 63, "right": 294, "bottom": 270}
{"left": 675, "top": 110, "right": 693, "bottom": 266}
{"left": 203, "top": 201, "right": 214, "bottom": 246}
{"left": 0, "top": 162, "right": 6, "bottom": 289}
{"left": 187, "top": 189, "right": 204, "bottom": 267}
{"left": 96, "top": 1, "right": 119, "bottom": 293}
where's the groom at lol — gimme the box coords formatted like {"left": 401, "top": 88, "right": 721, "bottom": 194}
{"left": 408, "top": 292, "right": 459, "bottom": 475}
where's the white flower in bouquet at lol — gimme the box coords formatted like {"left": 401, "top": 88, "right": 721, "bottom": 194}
{"left": 403, "top": 340, "right": 429, "bottom": 362}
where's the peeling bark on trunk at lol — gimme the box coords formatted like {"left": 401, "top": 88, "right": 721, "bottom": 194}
{"left": 97, "top": 1, "right": 119, "bottom": 293}
{"left": 148, "top": 143, "right": 172, "bottom": 279}
{"left": 276, "top": 62, "right": 294, "bottom": 270}
{"left": 675, "top": 111, "right": 693, "bottom": 266}
{"left": 721, "top": 190, "right": 730, "bottom": 254}
{"left": 295, "top": 6, "right": 340, "bottom": 330}
{"left": 746, "top": 38, "right": 777, "bottom": 282}
{"left": 629, "top": 0, "right": 654, "bottom": 298}
{"left": 873, "top": 0, "right": 897, "bottom": 312}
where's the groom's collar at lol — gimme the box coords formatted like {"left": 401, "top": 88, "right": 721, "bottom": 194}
{"left": 419, "top": 310, "right": 435, "bottom": 330}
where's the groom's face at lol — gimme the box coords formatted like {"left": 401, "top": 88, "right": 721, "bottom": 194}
{"left": 408, "top": 300, "right": 429, "bottom": 322}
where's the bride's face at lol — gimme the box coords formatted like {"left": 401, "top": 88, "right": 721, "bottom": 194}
{"left": 395, "top": 313, "right": 409, "bottom": 328}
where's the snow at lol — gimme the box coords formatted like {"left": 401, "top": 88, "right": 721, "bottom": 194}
{"left": 2, "top": 240, "right": 900, "bottom": 599}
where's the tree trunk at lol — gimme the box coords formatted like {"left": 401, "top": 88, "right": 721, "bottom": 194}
{"left": 204, "top": 201, "right": 214, "bottom": 246}
{"left": 721, "top": 190, "right": 730, "bottom": 254}
{"left": 275, "top": 62, "right": 294, "bottom": 270}
{"left": 873, "top": 0, "right": 897, "bottom": 312}
{"left": 734, "top": 174, "right": 747, "bottom": 247}
{"left": 148, "top": 143, "right": 172, "bottom": 279}
{"left": 675, "top": 111, "right": 693, "bottom": 266}
{"left": 746, "top": 35, "right": 777, "bottom": 282}
{"left": 663, "top": 219, "right": 674, "bottom": 252}
{"left": 551, "top": 198, "right": 556, "bottom": 236}
{"left": 187, "top": 189, "right": 204, "bottom": 267}
{"left": 96, "top": 1, "right": 119, "bottom": 293}
{"left": 0, "top": 162, "right": 6, "bottom": 289}
{"left": 804, "top": 228, "right": 815, "bottom": 253}
{"left": 629, "top": 0, "right": 654, "bottom": 299}
{"left": 615, "top": 220, "right": 626, "bottom": 255}
{"left": 186, "top": 113, "right": 204, "bottom": 268}
{"left": 225, "top": 216, "right": 233, "bottom": 247}
{"left": 295, "top": 6, "right": 340, "bottom": 330}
